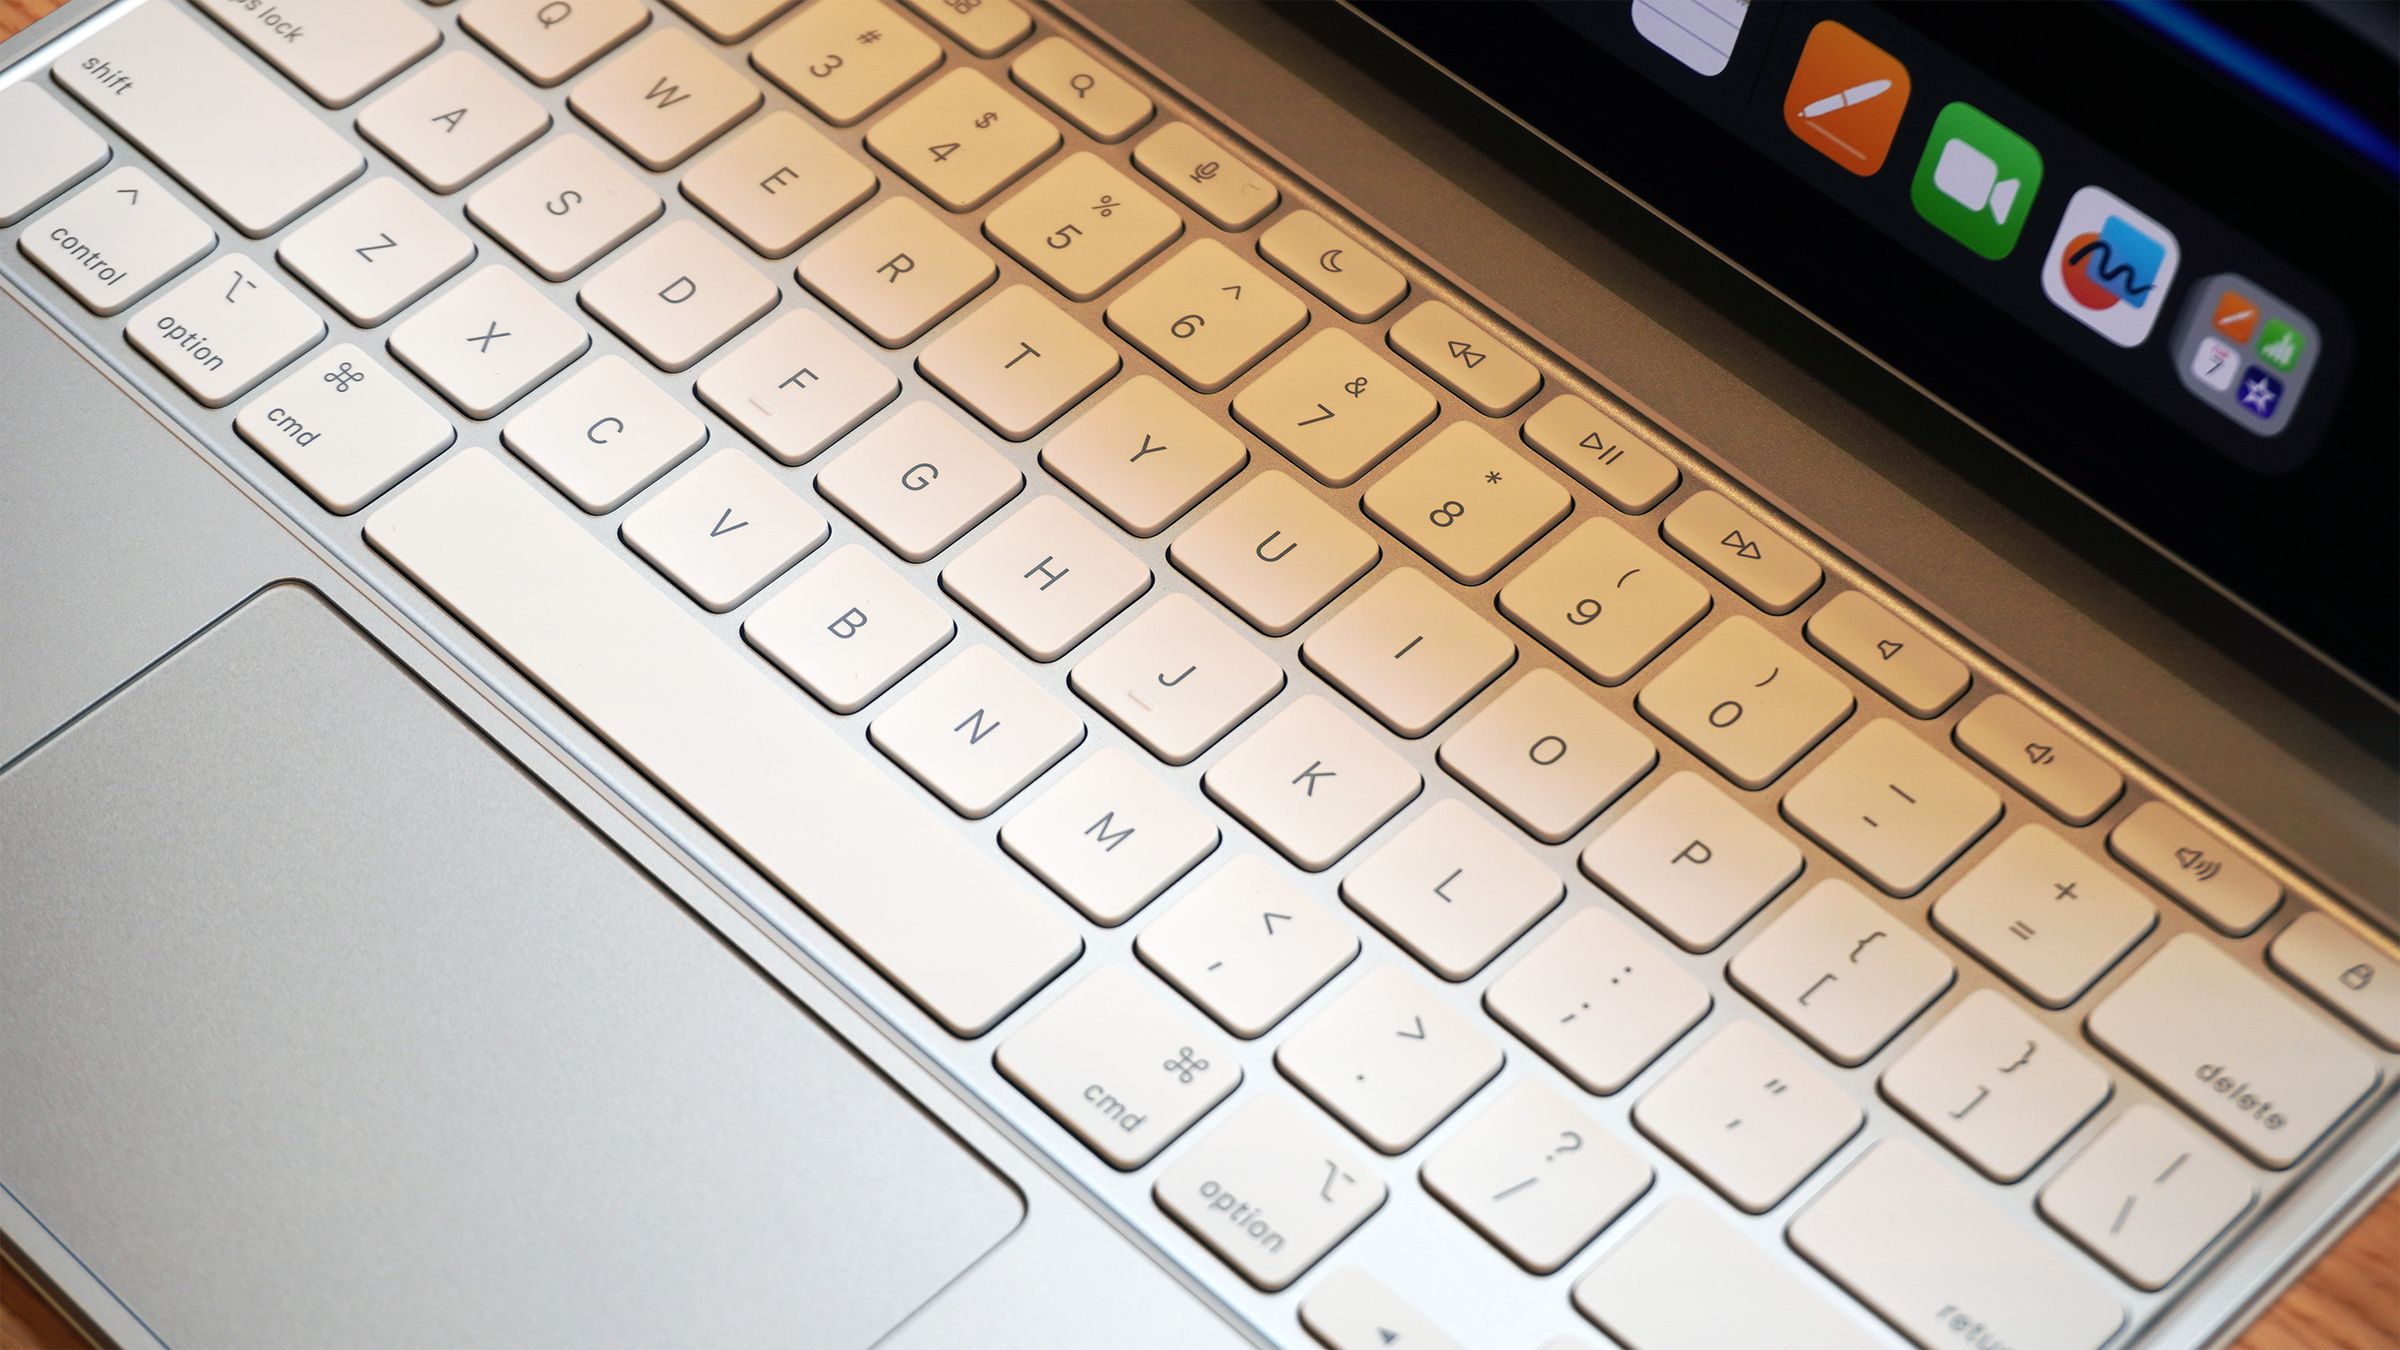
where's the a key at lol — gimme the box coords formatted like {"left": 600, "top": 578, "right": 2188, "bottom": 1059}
{"left": 18, "top": 166, "right": 215, "bottom": 317}
{"left": 1300, "top": 1268, "right": 1463, "bottom": 1350}
{"left": 277, "top": 177, "right": 477, "bottom": 327}
{"left": 387, "top": 266, "right": 590, "bottom": 419}
{"left": 1069, "top": 594, "right": 1283, "bottom": 765}
{"left": 196, "top": 0, "right": 439, "bottom": 107}
{"left": 1884, "top": 988, "right": 2112, "bottom": 1183}
{"left": 1042, "top": 375, "right": 1248, "bottom": 537}
{"left": 743, "top": 544, "right": 954, "bottom": 713}
{"left": 1804, "top": 590, "right": 1970, "bottom": 719}
{"left": 693, "top": 309, "right": 900, "bottom": 464}
{"left": 461, "top": 0, "right": 650, "bottom": 87}
{"left": 1520, "top": 394, "right": 1681, "bottom": 515}
{"left": 1132, "top": 122, "right": 1279, "bottom": 232}
{"left": 579, "top": 220, "right": 778, "bottom": 372}
{"left": 1727, "top": 879, "right": 1953, "bottom": 1066}
{"left": 1168, "top": 470, "right": 1380, "bottom": 636}
{"left": 1136, "top": 854, "right": 1358, "bottom": 1038}
{"left": 1388, "top": 300, "right": 1541, "bottom": 418}
{"left": 1660, "top": 491, "right": 1822, "bottom": 616}
{"left": 1497, "top": 518, "right": 1710, "bottom": 685}
{"left": 1277, "top": 965, "right": 1503, "bottom": 1154}
{"left": 570, "top": 28, "right": 762, "bottom": 171}
{"left": 1341, "top": 799, "right": 1562, "bottom": 981}
{"left": 661, "top": 0, "right": 799, "bottom": 43}
{"left": 465, "top": 135, "right": 664, "bottom": 281}
{"left": 1106, "top": 238, "right": 1308, "bottom": 394}
{"left": 53, "top": 2, "right": 362, "bottom": 238}
{"left": 999, "top": 747, "right": 1218, "bottom": 926}
{"left": 1485, "top": 907, "right": 1710, "bottom": 1094}
{"left": 1364, "top": 422, "right": 1571, "bottom": 584}
{"left": 1932, "top": 825, "right": 2157, "bottom": 1008}
{"left": 1581, "top": 771, "right": 1803, "bottom": 953}
{"left": 502, "top": 355, "right": 706, "bottom": 513}
{"left": 1231, "top": 328, "right": 1437, "bottom": 487}
{"left": 1790, "top": 1139, "right": 2126, "bottom": 1350}
{"left": 126, "top": 254, "right": 325, "bottom": 409}
{"left": 234, "top": 343, "right": 456, "bottom": 515}
{"left": 2108, "top": 800, "right": 2281, "bottom": 936}
{"left": 621, "top": 448, "right": 829, "bottom": 611}
{"left": 2038, "top": 1104, "right": 2257, "bottom": 1291}
{"left": 901, "top": 0, "right": 1033, "bottom": 58}
{"left": 751, "top": 0, "right": 943, "bottom": 126}
{"left": 1204, "top": 695, "right": 1421, "bottom": 872}
{"left": 1573, "top": 1197, "right": 1872, "bottom": 1350}
{"left": 995, "top": 966, "right": 1240, "bottom": 1169}
{"left": 1257, "top": 210, "right": 1407, "bottom": 324}
{"left": 2270, "top": 912, "right": 2400, "bottom": 1050}
{"left": 1782, "top": 718, "right": 2002, "bottom": 897}
{"left": 1956, "top": 695, "right": 2126, "bottom": 827}
{"left": 0, "top": 84, "right": 107, "bottom": 227}
{"left": 1010, "top": 36, "right": 1154, "bottom": 144}
{"left": 1152, "top": 1094, "right": 1384, "bottom": 1291}
{"left": 868, "top": 644, "right": 1084, "bottom": 818}
{"left": 919, "top": 284, "right": 1120, "bottom": 440}
{"left": 984, "top": 151, "right": 1182, "bottom": 302}
{"left": 681, "top": 110, "right": 879, "bottom": 258}
{"left": 1636, "top": 616, "right": 1853, "bottom": 790}
{"left": 797, "top": 195, "right": 999, "bottom": 347}
{"left": 866, "top": 67, "right": 1059, "bottom": 212}
{"left": 1439, "top": 669, "right": 1656, "bottom": 844}
{"left": 1302, "top": 569, "right": 1514, "bottom": 738}
{"left": 815, "top": 400, "right": 1022, "bottom": 561}
{"left": 1420, "top": 1080, "right": 1650, "bottom": 1275}
{"left": 1632, "top": 1020, "right": 1860, "bottom": 1212}
{"left": 356, "top": 51, "right": 551, "bottom": 195}
{"left": 941, "top": 496, "right": 1152, "bottom": 661}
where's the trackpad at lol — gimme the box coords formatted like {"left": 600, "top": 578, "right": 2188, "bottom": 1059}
{"left": 0, "top": 585, "right": 1021, "bottom": 1348}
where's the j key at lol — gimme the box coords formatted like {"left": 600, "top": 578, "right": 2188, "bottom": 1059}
{"left": 194, "top": 0, "right": 440, "bottom": 109}
{"left": 1042, "top": 375, "right": 1248, "bottom": 538}
{"left": 865, "top": 67, "right": 1060, "bottom": 212}
{"left": 502, "top": 355, "right": 707, "bottom": 513}
{"left": 797, "top": 195, "right": 999, "bottom": 347}
{"left": 235, "top": 343, "right": 456, "bottom": 515}
{"left": 694, "top": 309, "right": 900, "bottom": 465}
{"left": 356, "top": 51, "right": 551, "bottom": 194}
{"left": 620, "top": 448, "right": 828, "bottom": 612}
{"left": 278, "top": 177, "right": 478, "bottom": 327}
{"left": 1497, "top": 518, "right": 1709, "bottom": 686}
{"left": 1881, "top": 988, "right": 2111, "bottom": 1183}
{"left": 868, "top": 644, "right": 1084, "bottom": 818}
{"left": 1420, "top": 1079, "right": 1651, "bottom": 1274}
{"left": 1107, "top": 238, "right": 1308, "bottom": 394}
{"left": 1301, "top": 568, "right": 1515, "bottom": 738}
{"left": 19, "top": 166, "right": 214, "bottom": 317}
{"left": 815, "top": 400, "right": 1022, "bottom": 562}
{"left": 751, "top": 0, "right": 942, "bottom": 126}
{"left": 570, "top": 28, "right": 761, "bottom": 171}
{"left": 1231, "top": 328, "right": 1436, "bottom": 487}
{"left": 126, "top": 254, "right": 325, "bottom": 409}
{"left": 1276, "top": 964, "right": 1504, "bottom": 1153}
{"left": 1520, "top": 394, "right": 1680, "bottom": 515}
{"left": 1136, "top": 854, "right": 1357, "bottom": 1038}
{"left": 1341, "top": 798, "right": 1562, "bottom": 981}
{"left": 1257, "top": 209, "right": 1408, "bottom": 324}
{"left": 465, "top": 135, "right": 664, "bottom": 282}
{"left": 1437, "top": 668, "right": 1655, "bottom": 844}
{"left": 461, "top": 0, "right": 651, "bottom": 87}
{"left": 1485, "top": 906, "right": 1710, "bottom": 1095}
{"left": 1069, "top": 593, "right": 1284, "bottom": 765}
{"left": 1204, "top": 695, "right": 1421, "bottom": 872}
{"left": 1931, "top": 824, "right": 2156, "bottom": 1009}
{"left": 681, "top": 110, "right": 879, "bottom": 258}
{"left": 1168, "top": 470, "right": 1379, "bottom": 636}
{"left": 1728, "top": 879, "right": 1953, "bottom": 1066}
{"left": 1635, "top": 616, "right": 1853, "bottom": 790}
{"left": 998, "top": 747, "right": 1218, "bottom": 926}
{"left": 1581, "top": 770, "right": 1801, "bottom": 952}
{"left": 387, "top": 266, "right": 590, "bottom": 420}
{"left": 742, "top": 544, "right": 954, "bottom": 713}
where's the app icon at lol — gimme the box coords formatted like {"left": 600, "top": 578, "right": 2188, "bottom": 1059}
{"left": 2169, "top": 273, "right": 2321, "bottom": 436}
{"left": 2188, "top": 336, "right": 2239, "bottom": 392}
{"left": 1910, "top": 103, "right": 2043, "bottom": 260}
{"left": 2040, "top": 186, "right": 2181, "bottom": 346}
{"left": 1783, "top": 22, "right": 1911, "bottom": 176}
{"left": 2211, "top": 290, "right": 2259, "bottom": 344}
{"left": 2257, "top": 318, "right": 2305, "bottom": 371}
{"left": 2236, "top": 366, "right": 2283, "bottom": 419}
{"left": 1633, "top": 0, "right": 1747, "bottom": 77}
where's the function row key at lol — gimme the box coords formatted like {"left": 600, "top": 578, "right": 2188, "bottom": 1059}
{"left": 1010, "top": 35, "right": 1155, "bottom": 144}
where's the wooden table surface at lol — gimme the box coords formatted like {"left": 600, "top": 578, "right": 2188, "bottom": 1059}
{"left": 0, "top": 0, "right": 2393, "bottom": 1345}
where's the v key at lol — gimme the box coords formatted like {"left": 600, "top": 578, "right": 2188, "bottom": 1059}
{"left": 708, "top": 507, "right": 748, "bottom": 537}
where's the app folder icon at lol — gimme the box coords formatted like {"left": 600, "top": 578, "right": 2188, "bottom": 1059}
{"left": 1783, "top": 22, "right": 1912, "bottom": 176}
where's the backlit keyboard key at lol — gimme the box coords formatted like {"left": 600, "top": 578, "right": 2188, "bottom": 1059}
{"left": 127, "top": 254, "right": 325, "bottom": 409}
{"left": 1107, "top": 238, "right": 1308, "bottom": 394}
{"left": 752, "top": 0, "right": 942, "bottom": 126}
{"left": 1010, "top": 36, "right": 1154, "bottom": 143}
{"left": 19, "top": 166, "right": 214, "bottom": 316}
{"left": 1230, "top": 327, "right": 1436, "bottom": 486}
{"left": 695, "top": 309, "right": 900, "bottom": 464}
{"left": 570, "top": 28, "right": 761, "bottom": 170}
{"left": 1388, "top": 300, "right": 1540, "bottom": 418}
{"left": 1485, "top": 907, "right": 1709, "bottom": 1094}
{"left": 0, "top": 85, "right": 107, "bottom": 227}
{"left": 1153, "top": 1094, "right": 1384, "bottom": 1291}
{"left": 901, "top": 0, "right": 1033, "bottom": 57}
{"left": 1301, "top": 568, "right": 1514, "bottom": 738}
{"left": 1257, "top": 209, "right": 1407, "bottom": 324}
{"left": 866, "top": 67, "right": 1059, "bottom": 211}
{"left": 1660, "top": 490, "right": 1822, "bottom": 616}
{"left": 1955, "top": 694, "right": 2125, "bottom": 826}
{"left": 1364, "top": 422, "right": 1571, "bottom": 584}
{"left": 1804, "top": 590, "right": 1970, "bottom": 719}
{"left": 1132, "top": 122, "right": 1278, "bottom": 231}
{"left": 1632, "top": 1020, "right": 1859, "bottom": 1212}
{"left": 1042, "top": 376, "right": 1248, "bottom": 537}
{"left": 578, "top": 219, "right": 779, "bottom": 372}
{"left": 1728, "top": 879, "right": 1953, "bottom": 1066}
{"left": 1205, "top": 695, "right": 1420, "bottom": 871}
{"left": 356, "top": 51, "right": 550, "bottom": 194}
{"left": 2109, "top": 800, "right": 2281, "bottom": 936}
{"left": 1637, "top": 616, "right": 1853, "bottom": 790}
{"left": 1341, "top": 798, "right": 1561, "bottom": 981}
{"left": 1277, "top": 964, "right": 1503, "bottom": 1153}
{"left": 278, "top": 177, "right": 477, "bottom": 327}
{"left": 1169, "top": 471, "right": 1379, "bottom": 636}
{"left": 1070, "top": 594, "right": 1283, "bottom": 765}
{"left": 869, "top": 644, "right": 1083, "bottom": 818}
{"left": 462, "top": 0, "right": 650, "bottom": 87}
{"left": 743, "top": 544, "right": 954, "bottom": 712}
{"left": 466, "top": 135, "right": 664, "bottom": 281}
{"left": 1439, "top": 668, "right": 1655, "bottom": 844}
{"left": 621, "top": 448, "right": 828, "bottom": 611}
{"left": 919, "top": 285, "right": 1120, "bottom": 439}
{"left": 1932, "top": 825, "right": 2156, "bottom": 1008}
{"left": 2039, "top": 1104, "right": 2256, "bottom": 1290}
{"left": 503, "top": 355, "right": 706, "bottom": 513}
{"left": 1497, "top": 518, "right": 1709, "bottom": 686}
{"left": 388, "top": 266, "right": 590, "bottom": 419}
{"left": 1882, "top": 989, "right": 2111, "bottom": 1183}
{"left": 941, "top": 496, "right": 1151, "bottom": 661}
{"left": 986, "top": 152, "right": 1182, "bottom": 302}
{"left": 1137, "top": 854, "right": 1357, "bottom": 1038}
{"left": 681, "top": 110, "right": 878, "bottom": 258}
{"left": 816, "top": 400, "right": 1022, "bottom": 561}
{"left": 1781, "top": 717, "right": 2002, "bottom": 896}
{"left": 1520, "top": 394, "right": 1680, "bottom": 515}
{"left": 235, "top": 343, "right": 456, "bottom": 514}
{"left": 798, "top": 196, "right": 999, "bottom": 347}
{"left": 1581, "top": 771, "right": 1801, "bottom": 952}
{"left": 996, "top": 966, "right": 1240, "bottom": 1168}
{"left": 1421, "top": 1080, "right": 1650, "bottom": 1274}
{"left": 1575, "top": 1197, "right": 1871, "bottom": 1349}
{"left": 999, "top": 747, "right": 1217, "bottom": 926}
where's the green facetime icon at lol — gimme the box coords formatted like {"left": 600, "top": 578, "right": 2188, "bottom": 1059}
{"left": 1911, "top": 102, "right": 2045, "bottom": 260}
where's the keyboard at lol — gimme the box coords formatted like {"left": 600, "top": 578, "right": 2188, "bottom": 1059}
{"left": 4, "top": 1, "right": 2394, "bottom": 1345}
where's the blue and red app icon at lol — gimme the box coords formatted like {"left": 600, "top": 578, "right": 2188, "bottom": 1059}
{"left": 2040, "top": 187, "right": 2181, "bottom": 347}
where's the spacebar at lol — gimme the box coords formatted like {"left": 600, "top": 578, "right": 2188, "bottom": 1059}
{"left": 366, "top": 449, "right": 1082, "bottom": 1037}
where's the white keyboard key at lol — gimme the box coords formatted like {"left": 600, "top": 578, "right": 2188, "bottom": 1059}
{"left": 1954, "top": 694, "right": 2125, "bottom": 826}
{"left": 919, "top": 284, "right": 1120, "bottom": 439}
{"left": 797, "top": 195, "right": 998, "bottom": 347}
{"left": 1137, "top": 854, "right": 1357, "bottom": 1038}
{"left": 1070, "top": 594, "right": 1283, "bottom": 765}
{"left": 1042, "top": 375, "right": 1247, "bottom": 537}
{"left": 1302, "top": 569, "right": 1514, "bottom": 738}
{"left": 1932, "top": 825, "right": 2156, "bottom": 1008}
{"left": 127, "top": 254, "right": 325, "bottom": 409}
{"left": 2108, "top": 799, "right": 2282, "bottom": 936}
{"left": 1132, "top": 122, "right": 1279, "bottom": 231}
{"left": 1231, "top": 327, "right": 1436, "bottom": 487}
{"left": 502, "top": 355, "right": 705, "bottom": 513}
{"left": 900, "top": 0, "right": 1032, "bottom": 58}
{"left": 1574, "top": 1197, "right": 1870, "bottom": 1350}
{"left": 570, "top": 29, "right": 761, "bottom": 171}
{"left": 54, "top": 3, "right": 362, "bottom": 237}
{"left": 866, "top": 67, "right": 1059, "bottom": 212}
{"left": 1637, "top": 616, "right": 1853, "bottom": 790}
{"left": 388, "top": 266, "right": 589, "bottom": 419}
{"left": 743, "top": 543, "right": 954, "bottom": 712}
{"left": 1421, "top": 1080, "right": 1650, "bottom": 1274}
{"left": 1632, "top": 1020, "right": 1860, "bottom": 1212}
{"left": 1257, "top": 210, "right": 1407, "bottom": 324}
{"left": 1804, "top": 591, "right": 1970, "bottom": 719}
{"left": 1661, "top": 490, "right": 1823, "bottom": 615}
{"left": 1153, "top": 1094, "right": 1384, "bottom": 1291}
{"left": 2039, "top": 1104, "right": 2256, "bottom": 1291}
{"left": 1364, "top": 422, "right": 1571, "bottom": 585}
{"left": 1387, "top": 300, "right": 1539, "bottom": 418}
{"left": 1520, "top": 394, "right": 1680, "bottom": 515}
{"left": 1341, "top": 799, "right": 1562, "bottom": 981}
{"left": 1106, "top": 238, "right": 1307, "bottom": 393}
{"left": 0, "top": 84, "right": 107, "bottom": 226}
{"left": 621, "top": 448, "right": 828, "bottom": 611}
{"left": 2086, "top": 932, "right": 2379, "bottom": 1168}
{"left": 1791, "top": 1139, "right": 2125, "bottom": 1350}
{"left": 1485, "top": 907, "right": 1710, "bottom": 1094}
{"left": 234, "top": 343, "right": 456, "bottom": 514}
{"left": 1498, "top": 518, "right": 1709, "bottom": 685}
{"left": 694, "top": 309, "right": 900, "bottom": 464}
{"left": 1277, "top": 965, "right": 1503, "bottom": 1153}
{"left": 356, "top": 52, "right": 550, "bottom": 195}
{"left": 984, "top": 151, "right": 1182, "bottom": 301}
{"left": 2271, "top": 912, "right": 2400, "bottom": 1050}
{"left": 815, "top": 400, "right": 1021, "bottom": 561}
{"left": 1581, "top": 771, "right": 1801, "bottom": 952}
{"left": 578, "top": 219, "right": 777, "bottom": 372}
{"left": 1169, "top": 470, "right": 1380, "bottom": 636}
{"left": 1728, "top": 879, "right": 1953, "bottom": 1065}
{"left": 996, "top": 967, "right": 1240, "bottom": 1168}
{"left": 1782, "top": 718, "right": 2003, "bottom": 897}
{"left": 1000, "top": 748, "right": 1217, "bottom": 926}
{"left": 1882, "top": 989, "right": 2111, "bottom": 1183}
{"left": 465, "top": 135, "right": 664, "bottom": 281}
{"left": 661, "top": 0, "right": 799, "bottom": 43}
{"left": 277, "top": 177, "right": 476, "bottom": 327}
{"left": 1300, "top": 1268, "right": 1461, "bottom": 1350}
{"left": 19, "top": 166, "right": 214, "bottom": 316}
{"left": 196, "top": 0, "right": 438, "bottom": 107}
{"left": 1009, "top": 36, "right": 1153, "bottom": 144}
{"left": 751, "top": 0, "right": 942, "bottom": 126}
{"left": 1439, "top": 669, "right": 1656, "bottom": 844}
{"left": 682, "top": 110, "right": 878, "bottom": 258}
{"left": 462, "top": 0, "right": 650, "bottom": 86}
{"left": 942, "top": 496, "right": 1151, "bottom": 661}
{"left": 869, "top": 644, "right": 1083, "bottom": 817}
{"left": 1205, "top": 695, "right": 1421, "bottom": 872}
